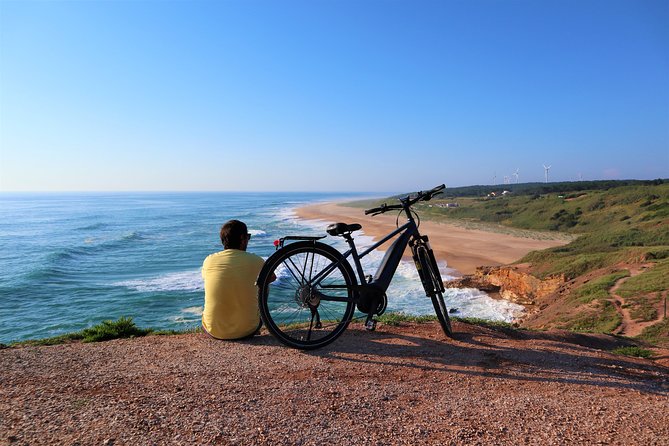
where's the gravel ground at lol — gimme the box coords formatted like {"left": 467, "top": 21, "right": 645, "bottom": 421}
{"left": 1, "top": 321, "right": 668, "bottom": 445}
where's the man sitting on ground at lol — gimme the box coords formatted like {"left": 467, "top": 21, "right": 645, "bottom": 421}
{"left": 201, "top": 219, "right": 270, "bottom": 340}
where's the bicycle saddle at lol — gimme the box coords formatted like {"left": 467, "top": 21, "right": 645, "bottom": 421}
{"left": 326, "top": 222, "right": 362, "bottom": 236}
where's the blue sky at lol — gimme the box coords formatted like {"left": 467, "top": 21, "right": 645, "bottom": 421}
{"left": 1, "top": 0, "right": 667, "bottom": 192}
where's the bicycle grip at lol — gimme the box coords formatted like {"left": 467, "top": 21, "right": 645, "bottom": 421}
{"left": 364, "top": 204, "right": 386, "bottom": 215}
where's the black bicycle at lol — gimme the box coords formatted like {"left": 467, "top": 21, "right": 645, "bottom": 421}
{"left": 257, "top": 184, "right": 452, "bottom": 349}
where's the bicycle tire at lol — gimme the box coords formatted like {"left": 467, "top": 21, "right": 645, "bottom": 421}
{"left": 257, "top": 241, "right": 357, "bottom": 350}
{"left": 417, "top": 246, "right": 453, "bottom": 338}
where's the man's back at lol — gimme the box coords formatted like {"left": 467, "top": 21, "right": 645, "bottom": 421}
{"left": 202, "top": 249, "right": 265, "bottom": 339}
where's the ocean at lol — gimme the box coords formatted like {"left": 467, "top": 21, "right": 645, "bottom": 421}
{"left": 0, "top": 192, "right": 524, "bottom": 344}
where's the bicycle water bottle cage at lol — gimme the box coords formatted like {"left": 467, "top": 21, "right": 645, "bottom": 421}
{"left": 326, "top": 223, "right": 362, "bottom": 236}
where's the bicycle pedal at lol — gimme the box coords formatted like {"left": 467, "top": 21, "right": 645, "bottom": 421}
{"left": 365, "top": 318, "right": 377, "bottom": 331}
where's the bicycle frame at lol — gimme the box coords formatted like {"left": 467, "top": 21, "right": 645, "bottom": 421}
{"left": 344, "top": 220, "right": 416, "bottom": 290}
{"left": 309, "top": 214, "right": 423, "bottom": 300}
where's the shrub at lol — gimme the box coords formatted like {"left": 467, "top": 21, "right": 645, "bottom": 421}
{"left": 78, "top": 317, "right": 151, "bottom": 342}
{"left": 611, "top": 346, "right": 655, "bottom": 358}
{"left": 14, "top": 317, "right": 152, "bottom": 346}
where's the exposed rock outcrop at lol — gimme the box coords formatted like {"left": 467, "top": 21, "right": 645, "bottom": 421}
{"left": 445, "top": 265, "right": 565, "bottom": 306}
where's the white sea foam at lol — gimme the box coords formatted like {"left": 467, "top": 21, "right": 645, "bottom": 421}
{"left": 181, "top": 306, "right": 203, "bottom": 315}
{"left": 248, "top": 229, "right": 266, "bottom": 236}
{"left": 169, "top": 306, "right": 204, "bottom": 324}
{"left": 115, "top": 270, "right": 203, "bottom": 292}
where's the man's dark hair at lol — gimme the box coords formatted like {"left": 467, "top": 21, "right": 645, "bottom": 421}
{"left": 220, "top": 220, "right": 248, "bottom": 249}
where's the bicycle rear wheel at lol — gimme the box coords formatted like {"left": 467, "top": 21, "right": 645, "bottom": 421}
{"left": 416, "top": 246, "right": 453, "bottom": 338}
{"left": 257, "top": 241, "right": 356, "bottom": 350}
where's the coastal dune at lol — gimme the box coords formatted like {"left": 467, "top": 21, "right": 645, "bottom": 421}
{"left": 296, "top": 202, "right": 567, "bottom": 276}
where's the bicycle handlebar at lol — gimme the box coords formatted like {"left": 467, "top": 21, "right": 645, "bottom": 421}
{"left": 364, "top": 203, "right": 402, "bottom": 215}
{"left": 363, "top": 184, "right": 445, "bottom": 216}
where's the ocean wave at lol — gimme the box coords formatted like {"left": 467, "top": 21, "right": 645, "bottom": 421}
{"left": 118, "top": 231, "right": 144, "bottom": 242}
{"left": 444, "top": 288, "right": 526, "bottom": 321}
{"left": 75, "top": 222, "right": 108, "bottom": 231}
{"left": 46, "top": 247, "right": 90, "bottom": 262}
{"left": 115, "top": 270, "right": 203, "bottom": 292}
{"left": 248, "top": 229, "right": 267, "bottom": 237}
{"left": 26, "top": 265, "right": 73, "bottom": 282}
{"left": 27, "top": 231, "right": 149, "bottom": 282}
{"left": 46, "top": 231, "right": 145, "bottom": 261}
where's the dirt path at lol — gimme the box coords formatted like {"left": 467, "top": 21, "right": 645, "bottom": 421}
{"left": 610, "top": 265, "right": 664, "bottom": 337}
{"left": 610, "top": 273, "right": 637, "bottom": 336}
{"left": 1, "top": 321, "right": 668, "bottom": 445}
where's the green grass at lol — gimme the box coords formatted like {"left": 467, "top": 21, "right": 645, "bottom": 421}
{"left": 377, "top": 312, "right": 437, "bottom": 326}
{"left": 151, "top": 326, "right": 203, "bottom": 336}
{"left": 627, "top": 295, "right": 661, "bottom": 322}
{"left": 636, "top": 319, "right": 669, "bottom": 347}
{"left": 451, "top": 317, "right": 515, "bottom": 330}
{"left": 617, "top": 259, "right": 669, "bottom": 298}
{"left": 610, "top": 346, "right": 655, "bottom": 359}
{"left": 559, "top": 300, "right": 622, "bottom": 333}
{"left": 12, "top": 317, "right": 194, "bottom": 347}
{"left": 377, "top": 313, "right": 518, "bottom": 331}
{"left": 569, "top": 270, "right": 630, "bottom": 304}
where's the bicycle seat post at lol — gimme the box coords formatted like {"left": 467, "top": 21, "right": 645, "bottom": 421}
{"left": 342, "top": 233, "right": 366, "bottom": 282}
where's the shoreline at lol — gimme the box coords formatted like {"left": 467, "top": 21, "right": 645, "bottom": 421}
{"left": 295, "top": 201, "right": 568, "bottom": 276}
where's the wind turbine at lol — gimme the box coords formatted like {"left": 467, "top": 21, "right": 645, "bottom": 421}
{"left": 513, "top": 168, "right": 519, "bottom": 184}
{"left": 493, "top": 172, "right": 497, "bottom": 185}
{"left": 543, "top": 164, "right": 551, "bottom": 183}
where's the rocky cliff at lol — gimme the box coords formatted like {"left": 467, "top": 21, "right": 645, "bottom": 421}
{"left": 445, "top": 265, "right": 564, "bottom": 306}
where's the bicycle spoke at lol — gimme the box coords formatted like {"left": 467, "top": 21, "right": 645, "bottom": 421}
{"left": 284, "top": 257, "right": 304, "bottom": 285}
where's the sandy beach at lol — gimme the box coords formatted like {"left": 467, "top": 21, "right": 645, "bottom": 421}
{"left": 296, "top": 202, "right": 568, "bottom": 276}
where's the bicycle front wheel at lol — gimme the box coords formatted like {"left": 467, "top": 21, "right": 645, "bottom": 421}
{"left": 257, "top": 241, "right": 356, "bottom": 350}
{"left": 417, "top": 246, "right": 453, "bottom": 338}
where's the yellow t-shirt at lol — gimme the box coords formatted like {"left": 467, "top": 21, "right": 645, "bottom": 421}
{"left": 201, "top": 249, "right": 265, "bottom": 340}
